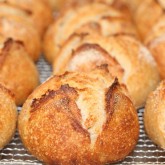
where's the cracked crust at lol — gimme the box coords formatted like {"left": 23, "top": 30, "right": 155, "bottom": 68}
{"left": 19, "top": 68, "right": 139, "bottom": 164}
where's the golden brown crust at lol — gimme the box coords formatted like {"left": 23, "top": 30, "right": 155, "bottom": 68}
{"left": 95, "top": 80, "right": 139, "bottom": 163}
{"left": 0, "top": 83, "right": 17, "bottom": 149}
{"left": 0, "top": 38, "right": 39, "bottom": 105}
{"left": 19, "top": 68, "right": 139, "bottom": 164}
{"left": 144, "top": 81, "right": 165, "bottom": 149}
{"left": 43, "top": 2, "right": 137, "bottom": 63}
{"left": 53, "top": 33, "right": 160, "bottom": 108}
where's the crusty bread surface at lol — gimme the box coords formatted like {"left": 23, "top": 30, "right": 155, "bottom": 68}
{"left": 19, "top": 68, "right": 139, "bottom": 164}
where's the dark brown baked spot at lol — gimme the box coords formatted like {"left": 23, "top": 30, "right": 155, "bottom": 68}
{"left": 30, "top": 89, "right": 56, "bottom": 112}
{"left": 105, "top": 78, "right": 120, "bottom": 123}
{"left": 0, "top": 51, "right": 6, "bottom": 67}
{"left": 71, "top": 119, "right": 89, "bottom": 135}
{"left": 3, "top": 38, "right": 24, "bottom": 52}
{"left": 30, "top": 84, "right": 87, "bottom": 135}
{"left": 0, "top": 84, "right": 14, "bottom": 98}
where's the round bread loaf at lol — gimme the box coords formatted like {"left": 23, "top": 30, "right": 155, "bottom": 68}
{"left": 19, "top": 67, "right": 139, "bottom": 164}
{"left": 144, "top": 81, "right": 165, "bottom": 149}
{"left": 53, "top": 33, "right": 160, "bottom": 108}
{"left": 0, "top": 0, "right": 53, "bottom": 36}
{"left": 0, "top": 12, "right": 41, "bottom": 61}
{"left": 0, "top": 38, "right": 39, "bottom": 105}
{"left": 43, "top": 2, "right": 136, "bottom": 63}
{"left": 0, "top": 84, "right": 17, "bottom": 149}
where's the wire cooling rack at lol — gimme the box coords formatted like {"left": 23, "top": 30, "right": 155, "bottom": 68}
{"left": 0, "top": 55, "right": 165, "bottom": 165}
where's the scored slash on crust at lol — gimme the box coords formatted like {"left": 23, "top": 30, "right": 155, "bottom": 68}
{"left": 30, "top": 78, "right": 124, "bottom": 149}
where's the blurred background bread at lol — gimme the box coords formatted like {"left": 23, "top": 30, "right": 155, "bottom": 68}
{"left": 0, "top": 38, "right": 39, "bottom": 105}
{"left": 0, "top": 0, "right": 54, "bottom": 62}
{"left": 43, "top": 2, "right": 137, "bottom": 63}
{"left": 134, "top": 0, "right": 163, "bottom": 40}
{"left": 53, "top": 33, "right": 160, "bottom": 108}
{"left": 134, "top": 0, "right": 165, "bottom": 79}
{"left": 144, "top": 15, "right": 165, "bottom": 79}
{"left": 19, "top": 67, "right": 139, "bottom": 164}
{"left": 0, "top": 9, "right": 41, "bottom": 62}
{"left": 144, "top": 81, "right": 165, "bottom": 149}
{"left": 0, "top": 84, "right": 17, "bottom": 149}
{"left": 0, "top": 0, "right": 53, "bottom": 36}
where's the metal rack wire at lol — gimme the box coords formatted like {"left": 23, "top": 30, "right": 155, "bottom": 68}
{"left": 0, "top": 56, "right": 165, "bottom": 164}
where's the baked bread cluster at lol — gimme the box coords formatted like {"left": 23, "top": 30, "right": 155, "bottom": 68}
{"left": 0, "top": 0, "right": 54, "bottom": 151}
{"left": 44, "top": 2, "right": 137, "bottom": 63}
{"left": 19, "top": 67, "right": 139, "bottom": 164}
{"left": 0, "top": 0, "right": 53, "bottom": 105}
{"left": 0, "top": 84, "right": 17, "bottom": 149}
{"left": 0, "top": 0, "right": 163, "bottom": 164}
{"left": 134, "top": 0, "right": 165, "bottom": 78}
{"left": 44, "top": 1, "right": 160, "bottom": 108}
{"left": 53, "top": 33, "right": 160, "bottom": 108}
{"left": 144, "top": 81, "right": 165, "bottom": 149}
